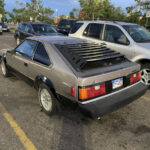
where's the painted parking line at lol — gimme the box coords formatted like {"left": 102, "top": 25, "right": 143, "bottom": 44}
{"left": 0, "top": 102, "right": 37, "bottom": 150}
{"left": 142, "top": 96, "right": 150, "bottom": 101}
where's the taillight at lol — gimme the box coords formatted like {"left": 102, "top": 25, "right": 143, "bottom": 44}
{"left": 71, "top": 87, "right": 75, "bottom": 97}
{"left": 130, "top": 72, "right": 141, "bottom": 84}
{"left": 79, "top": 83, "right": 106, "bottom": 100}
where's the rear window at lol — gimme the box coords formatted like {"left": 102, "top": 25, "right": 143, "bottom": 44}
{"left": 55, "top": 42, "right": 126, "bottom": 72}
{"left": 70, "top": 23, "right": 83, "bottom": 34}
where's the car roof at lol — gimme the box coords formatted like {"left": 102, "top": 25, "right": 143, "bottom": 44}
{"left": 27, "top": 36, "right": 89, "bottom": 45}
{"left": 76, "top": 20, "right": 137, "bottom": 26}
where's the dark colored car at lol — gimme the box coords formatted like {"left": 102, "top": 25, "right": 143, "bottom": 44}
{"left": 14, "top": 22, "right": 62, "bottom": 45}
{"left": 57, "top": 19, "right": 77, "bottom": 35}
{"left": 0, "top": 22, "right": 9, "bottom": 32}
{"left": 0, "top": 36, "right": 147, "bottom": 118}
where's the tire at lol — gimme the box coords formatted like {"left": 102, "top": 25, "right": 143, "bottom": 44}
{"left": 38, "top": 84, "right": 57, "bottom": 115}
{"left": 0, "top": 60, "right": 9, "bottom": 77}
{"left": 141, "top": 63, "right": 150, "bottom": 85}
{"left": 16, "top": 37, "right": 20, "bottom": 45}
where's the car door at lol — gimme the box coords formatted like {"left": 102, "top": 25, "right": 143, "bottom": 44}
{"left": 6, "top": 40, "right": 38, "bottom": 78}
{"left": 81, "top": 23, "right": 104, "bottom": 44}
{"left": 27, "top": 42, "right": 51, "bottom": 80}
{"left": 102, "top": 24, "right": 133, "bottom": 59}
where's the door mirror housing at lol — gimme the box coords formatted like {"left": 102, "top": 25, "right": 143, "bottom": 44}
{"left": 7, "top": 49, "right": 16, "bottom": 54}
{"left": 28, "top": 30, "right": 34, "bottom": 34}
{"left": 117, "top": 36, "right": 130, "bottom": 45}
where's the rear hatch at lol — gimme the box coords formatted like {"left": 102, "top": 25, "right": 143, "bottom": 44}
{"left": 55, "top": 42, "right": 141, "bottom": 100}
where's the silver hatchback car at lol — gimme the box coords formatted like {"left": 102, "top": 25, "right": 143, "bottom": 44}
{"left": 0, "top": 36, "right": 147, "bottom": 118}
{"left": 69, "top": 21, "right": 150, "bottom": 85}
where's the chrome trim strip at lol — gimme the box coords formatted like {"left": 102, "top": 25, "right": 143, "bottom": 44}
{"left": 79, "top": 81, "right": 142, "bottom": 104}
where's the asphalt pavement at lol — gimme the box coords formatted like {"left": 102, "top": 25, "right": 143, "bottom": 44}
{"left": 0, "top": 32, "right": 150, "bottom": 150}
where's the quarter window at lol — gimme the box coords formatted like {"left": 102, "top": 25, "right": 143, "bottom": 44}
{"left": 104, "top": 25, "right": 129, "bottom": 45}
{"left": 16, "top": 40, "right": 37, "bottom": 58}
{"left": 83, "top": 23, "right": 103, "bottom": 39}
{"left": 33, "top": 43, "right": 50, "bottom": 66}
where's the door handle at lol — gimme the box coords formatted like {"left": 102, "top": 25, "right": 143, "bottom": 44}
{"left": 24, "top": 62, "right": 28, "bottom": 67}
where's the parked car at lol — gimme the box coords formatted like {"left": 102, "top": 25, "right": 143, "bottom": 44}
{"left": 14, "top": 22, "right": 62, "bottom": 45}
{"left": 0, "top": 36, "right": 147, "bottom": 118}
{"left": 0, "top": 22, "right": 9, "bottom": 32}
{"left": 0, "top": 25, "right": 2, "bottom": 34}
{"left": 57, "top": 19, "right": 77, "bottom": 35}
{"left": 69, "top": 20, "right": 150, "bottom": 85}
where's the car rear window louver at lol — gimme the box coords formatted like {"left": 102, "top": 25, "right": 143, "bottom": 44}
{"left": 55, "top": 42, "right": 125, "bottom": 72}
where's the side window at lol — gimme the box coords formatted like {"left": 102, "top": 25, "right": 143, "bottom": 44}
{"left": 16, "top": 40, "right": 37, "bottom": 58}
{"left": 83, "top": 23, "right": 103, "bottom": 39}
{"left": 104, "top": 25, "right": 129, "bottom": 45}
{"left": 70, "top": 23, "right": 83, "bottom": 34}
{"left": 33, "top": 43, "right": 50, "bottom": 66}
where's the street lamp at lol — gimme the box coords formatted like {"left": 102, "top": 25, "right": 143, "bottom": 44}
{"left": 56, "top": 9, "right": 58, "bottom": 17}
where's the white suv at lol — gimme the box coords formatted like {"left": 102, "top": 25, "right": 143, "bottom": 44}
{"left": 69, "top": 21, "right": 150, "bottom": 85}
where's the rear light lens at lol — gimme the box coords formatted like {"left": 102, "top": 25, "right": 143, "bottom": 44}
{"left": 71, "top": 87, "right": 75, "bottom": 97}
{"left": 79, "top": 83, "right": 106, "bottom": 100}
{"left": 130, "top": 72, "right": 141, "bottom": 84}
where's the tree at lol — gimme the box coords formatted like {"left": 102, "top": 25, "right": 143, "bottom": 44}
{"left": 78, "top": 0, "right": 125, "bottom": 20}
{"left": 126, "top": 0, "right": 150, "bottom": 26}
{"left": 69, "top": 8, "right": 80, "bottom": 19}
{"left": 70, "top": 11, "right": 74, "bottom": 19}
{"left": 0, "top": 0, "right": 6, "bottom": 21}
{"left": 59, "top": 14, "right": 67, "bottom": 19}
{"left": 79, "top": 0, "right": 100, "bottom": 19}
{"left": 8, "top": 0, "right": 54, "bottom": 24}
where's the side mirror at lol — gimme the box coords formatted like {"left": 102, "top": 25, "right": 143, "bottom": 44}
{"left": 28, "top": 30, "right": 34, "bottom": 34}
{"left": 117, "top": 36, "right": 130, "bottom": 45}
{"left": 7, "top": 49, "right": 16, "bottom": 54}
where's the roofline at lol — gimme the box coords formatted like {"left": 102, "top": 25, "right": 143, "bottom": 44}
{"left": 76, "top": 20, "right": 137, "bottom": 25}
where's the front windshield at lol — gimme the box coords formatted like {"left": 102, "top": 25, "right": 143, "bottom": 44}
{"left": 32, "top": 24, "right": 57, "bottom": 34}
{"left": 123, "top": 25, "right": 150, "bottom": 43}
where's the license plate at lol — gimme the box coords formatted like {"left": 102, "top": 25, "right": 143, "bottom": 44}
{"left": 112, "top": 78, "right": 123, "bottom": 90}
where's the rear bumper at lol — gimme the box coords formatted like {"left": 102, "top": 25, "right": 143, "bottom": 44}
{"left": 79, "top": 82, "right": 148, "bottom": 118}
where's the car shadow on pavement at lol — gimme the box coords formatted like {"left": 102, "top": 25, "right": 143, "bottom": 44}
{"left": 49, "top": 105, "right": 93, "bottom": 150}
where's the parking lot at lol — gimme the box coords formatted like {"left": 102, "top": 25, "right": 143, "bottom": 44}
{"left": 0, "top": 32, "right": 150, "bottom": 150}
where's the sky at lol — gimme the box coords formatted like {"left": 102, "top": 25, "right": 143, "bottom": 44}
{"left": 4, "top": 0, "right": 136, "bottom": 16}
